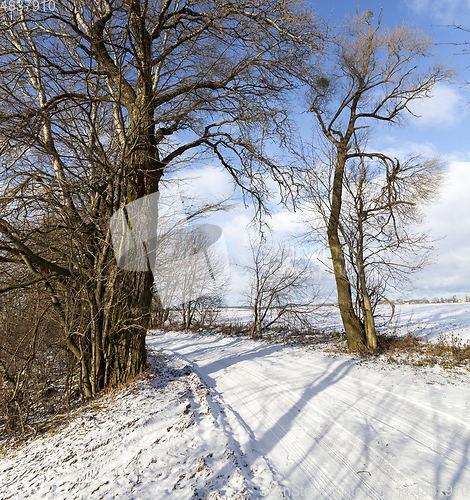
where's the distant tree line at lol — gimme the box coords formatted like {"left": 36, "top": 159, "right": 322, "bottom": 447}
{"left": 397, "top": 296, "right": 470, "bottom": 304}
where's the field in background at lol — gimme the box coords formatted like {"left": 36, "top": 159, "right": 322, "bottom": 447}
{"left": 218, "top": 302, "right": 470, "bottom": 342}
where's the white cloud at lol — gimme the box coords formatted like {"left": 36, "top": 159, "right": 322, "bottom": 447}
{"left": 268, "top": 209, "right": 304, "bottom": 235}
{"left": 407, "top": 83, "right": 466, "bottom": 127}
{"left": 405, "top": 0, "right": 470, "bottom": 23}
{"left": 422, "top": 161, "right": 470, "bottom": 234}
{"left": 373, "top": 135, "right": 439, "bottom": 159}
{"left": 166, "top": 164, "right": 236, "bottom": 202}
{"left": 414, "top": 160, "right": 470, "bottom": 297}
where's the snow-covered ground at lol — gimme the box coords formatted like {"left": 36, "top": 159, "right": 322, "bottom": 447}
{"left": 384, "top": 303, "right": 470, "bottom": 342}
{"left": 1, "top": 303, "right": 470, "bottom": 499}
{"left": 0, "top": 351, "right": 281, "bottom": 499}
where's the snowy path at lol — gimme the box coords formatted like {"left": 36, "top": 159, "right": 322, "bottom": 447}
{"left": 148, "top": 331, "right": 470, "bottom": 499}
{"left": 0, "top": 350, "right": 283, "bottom": 499}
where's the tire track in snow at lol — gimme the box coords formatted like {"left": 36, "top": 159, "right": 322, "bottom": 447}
{"left": 211, "top": 372, "right": 344, "bottom": 500}
{"left": 237, "top": 354, "right": 470, "bottom": 475}
{"left": 206, "top": 357, "right": 426, "bottom": 500}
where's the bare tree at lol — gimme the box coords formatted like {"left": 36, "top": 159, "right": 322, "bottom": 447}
{"left": 301, "top": 139, "right": 444, "bottom": 347}
{"left": 191, "top": 292, "right": 225, "bottom": 329}
{"left": 149, "top": 198, "right": 229, "bottom": 330}
{"left": 303, "top": 10, "right": 451, "bottom": 352}
{"left": 0, "top": 1, "right": 323, "bottom": 395}
{"left": 243, "top": 233, "right": 318, "bottom": 338}
{"left": 154, "top": 213, "right": 230, "bottom": 329}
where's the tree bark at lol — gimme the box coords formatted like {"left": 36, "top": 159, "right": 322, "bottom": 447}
{"left": 103, "top": 269, "right": 153, "bottom": 387}
{"left": 356, "top": 179, "right": 377, "bottom": 351}
{"left": 102, "top": 103, "right": 160, "bottom": 389}
{"left": 357, "top": 255, "right": 377, "bottom": 351}
{"left": 327, "top": 149, "right": 367, "bottom": 351}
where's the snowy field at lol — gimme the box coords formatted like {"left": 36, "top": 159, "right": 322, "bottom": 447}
{"left": 382, "top": 303, "right": 470, "bottom": 342}
{"left": 1, "top": 303, "right": 470, "bottom": 499}
{"left": 221, "top": 302, "right": 470, "bottom": 343}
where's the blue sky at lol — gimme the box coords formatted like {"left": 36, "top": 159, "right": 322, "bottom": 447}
{"left": 169, "top": 1, "right": 470, "bottom": 305}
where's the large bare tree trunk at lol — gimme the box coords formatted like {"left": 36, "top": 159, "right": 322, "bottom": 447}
{"left": 103, "top": 103, "right": 161, "bottom": 388}
{"left": 104, "top": 270, "right": 152, "bottom": 387}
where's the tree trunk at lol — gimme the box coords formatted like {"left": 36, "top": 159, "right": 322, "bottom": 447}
{"left": 356, "top": 209, "right": 377, "bottom": 351}
{"left": 328, "top": 235, "right": 367, "bottom": 351}
{"left": 250, "top": 296, "right": 261, "bottom": 338}
{"left": 100, "top": 100, "right": 160, "bottom": 391}
{"left": 153, "top": 294, "right": 169, "bottom": 328}
{"left": 103, "top": 269, "right": 153, "bottom": 387}
{"left": 328, "top": 148, "right": 367, "bottom": 352}
{"left": 357, "top": 258, "right": 377, "bottom": 351}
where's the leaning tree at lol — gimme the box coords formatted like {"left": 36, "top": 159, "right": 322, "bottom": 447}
{"left": 0, "top": 1, "right": 323, "bottom": 396}
{"left": 303, "top": 10, "right": 451, "bottom": 352}
{"left": 300, "top": 137, "right": 444, "bottom": 352}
